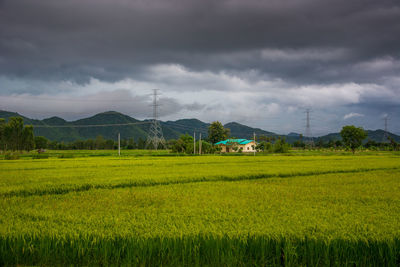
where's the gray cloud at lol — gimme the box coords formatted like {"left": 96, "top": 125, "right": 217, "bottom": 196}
{"left": 0, "top": 0, "right": 399, "bottom": 134}
{"left": 1, "top": 0, "right": 399, "bottom": 84}
{"left": 0, "top": 89, "right": 200, "bottom": 120}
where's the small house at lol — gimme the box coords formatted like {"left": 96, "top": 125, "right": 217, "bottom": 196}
{"left": 215, "top": 139, "right": 256, "bottom": 153}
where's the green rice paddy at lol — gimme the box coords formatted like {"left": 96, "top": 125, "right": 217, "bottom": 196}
{"left": 1, "top": 151, "right": 399, "bottom": 266}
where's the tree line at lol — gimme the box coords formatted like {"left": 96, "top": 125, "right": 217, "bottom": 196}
{"left": 0, "top": 117, "right": 35, "bottom": 151}
{"left": 1, "top": 117, "right": 398, "bottom": 153}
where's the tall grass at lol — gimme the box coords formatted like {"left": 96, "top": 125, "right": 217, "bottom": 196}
{"left": 1, "top": 235, "right": 399, "bottom": 266}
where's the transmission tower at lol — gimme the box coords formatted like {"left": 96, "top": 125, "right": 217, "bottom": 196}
{"left": 304, "top": 108, "right": 314, "bottom": 147}
{"left": 382, "top": 115, "right": 389, "bottom": 143}
{"left": 146, "top": 89, "right": 166, "bottom": 150}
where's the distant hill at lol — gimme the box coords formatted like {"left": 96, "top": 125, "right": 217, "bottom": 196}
{"left": 0, "top": 110, "right": 211, "bottom": 142}
{"left": 316, "top": 129, "right": 400, "bottom": 143}
{"left": 163, "top": 119, "right": 210, "bottom": 136}
{"left": 1, "top": 110, "right": 399, "bottom": 143}
{"left": 224, "top": 122, "right": 276, "bottom": 139}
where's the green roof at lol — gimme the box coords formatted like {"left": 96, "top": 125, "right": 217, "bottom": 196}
{"left": 215, "top": 139, "right": 254, "bottom": 145}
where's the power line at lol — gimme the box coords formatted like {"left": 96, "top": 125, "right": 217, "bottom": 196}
{"left": 163, "top": 121, "right": 208, "bottom": 134}
{"left": 0, "top": 95, "right": 139, "bottom": 102}
{"left": 31, "top": 121, "right": 151, "bottom": 128}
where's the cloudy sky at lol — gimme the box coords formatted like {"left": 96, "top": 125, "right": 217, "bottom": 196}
{"left": 0, "top": 0, "right": 399, "bottom": 135}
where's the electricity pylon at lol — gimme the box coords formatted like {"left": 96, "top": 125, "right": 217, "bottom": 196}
{"left": 382, "top": 115, "right": 389, "bottom": 143}
{"left": 304, "top": 108, "right": 314, "bottom": 147}
{"left": 146, "top": 89, "right": 166, "bottom": 150}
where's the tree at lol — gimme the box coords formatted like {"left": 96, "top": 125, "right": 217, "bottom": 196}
{"left": 137, "top": 137, "right": 146, "bottom": 149}
{"left": 335, "top": 140, "right": 343, "bottom": 148}
{"left": 1, "top": 117, "right": 35, "bottom": 151}
{"left": 340, "top": 125, "right": 367, "bottom": 154}
{"left": 22, "top": 125, "right": 35, "bottom": 151}
{"left": 198, "top": 141, "right": 215, "bottom": 154}
{"left": 208, "top": 121, "right": 230, "bottom": 144}
{"left": 35, "top": 136, "right": 49, "bottom": 149}
{"left": 95, "top": 135, "right": 105, "bottom": 149}
{"left": 127, "top": 138, "right": 136, "bottom": 149}
{"left": 171, "top": 134, "right": 194, "bottom": 153}
{"left": 273, "top": 137, "right": 290, "bottom": 153}
{"left": 0, "top": 118, "right": 5, "bottom": 151}
{"left": 4, "top": 117, "right": 24, "bottom": 151}
{"left": 256, "top": 141, "right": 273, "bottom": 152}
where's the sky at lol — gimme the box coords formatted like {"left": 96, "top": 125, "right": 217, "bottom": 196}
{"left": 0, "top": 0, "right": 399, "bottom": 135}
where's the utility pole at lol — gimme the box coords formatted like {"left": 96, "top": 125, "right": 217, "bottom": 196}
{"left": 118, "top": 133, "right": 120, "bottom": 156}
{"left": 146, "top": 89, "right": 166, "bottom": 150}
{"left": 193, "top": 132, "right": 196, "bottom": 155}
{"left": 199, "top": 133, "right": 202, "bottom": 155}
{"left": 253, "top": 132, "right": 256, "bottom": 156}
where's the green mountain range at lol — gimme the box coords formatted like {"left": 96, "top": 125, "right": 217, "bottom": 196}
{"left": 1, "top": 110, "right": 399, "bottom": 143}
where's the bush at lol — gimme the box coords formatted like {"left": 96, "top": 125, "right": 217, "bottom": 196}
{"left": 32, "top": 154, "right": 49, "bottom": 159}
{"left": 58, "top": 154, "right": 74, "bottom": 159}
{"left": 4, "top": 152, "right": 20, "bottom": 160}
{"left": 273, "top": 139, "right": 290, "bottom": 153}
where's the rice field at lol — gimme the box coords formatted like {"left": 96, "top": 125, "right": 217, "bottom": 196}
{"left": 1, "top": 151, "right": 400, "bottom": 266}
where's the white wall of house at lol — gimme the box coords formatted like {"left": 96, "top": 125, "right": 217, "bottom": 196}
{"left": 220, "top": 141, "right": 256, "bottom": 153}
{"left": 243, "top": 142, "right": 256, "bottom": 152}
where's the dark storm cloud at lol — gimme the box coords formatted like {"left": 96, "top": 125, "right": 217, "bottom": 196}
{"left": 1, "top": 0, "right": 399, "bottom": 134}
{"left": 0, "top": 89, "right": 201, "bottom": 120}
{"left": 0, "top": 0, "right": 399, "bottom": 84}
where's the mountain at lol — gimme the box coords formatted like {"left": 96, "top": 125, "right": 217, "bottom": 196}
{"left": 42, "top": 117, "right": 67, "bottom": 125}
{"left": 163, "top": 119, "right": 210, "bottom": 136}
{"left": 224, "top": 122, "right": 276, "bottom": 139}
{"left": 0, "top": 110, "right": 44, "bottom": 126}
{"left": 0, "top": 110, "right": 207, "bottom": 142}
{"left": 1, "top": 110, "right": 399, "bottom": 143}
{"left": 316, "top": 129, "right": 400, "bottom": 143}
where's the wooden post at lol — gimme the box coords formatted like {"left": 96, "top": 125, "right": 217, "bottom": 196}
{"left": 199, "top": 133, "right": 202, "bottom": 154}
{"left": 253, "top": 132, "right": 256, "bottom": 156}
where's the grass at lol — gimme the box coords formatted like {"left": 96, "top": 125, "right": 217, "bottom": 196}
{"left": 0, "top": 151, "right": 399, "bottom": 265}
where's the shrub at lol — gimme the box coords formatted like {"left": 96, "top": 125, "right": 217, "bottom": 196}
{"left": 58, "top": 154, "right": 74, "bottom": 158}
{"left": 4, "top": 152, "right": 20, "bottom": 160}
{"left": 273, "top": 138, "right": 290, "bottom": 153}
{"left": 32, "top": 154, "right": 49, "bottom": 159}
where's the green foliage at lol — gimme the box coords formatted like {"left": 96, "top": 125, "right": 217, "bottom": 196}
{"left": 340, "top": 125, "right": 367, "bottom": 153}
{"left": 256, "top": 141, "right": 272, "bottom": 152}
{"left": 256, "top": 139, "right": 290, "bottom": 153}
{"left": 208, "top": 121, "right": 230, "bottom": 144}
{"left": 335, "top": 140, "right": 343, "bottom": 147}
{"left": 1, "top": 117, "right": 35, "bottom": 151}
{"left": 273, "top": 138, "right": 290, "bottom": 153}
{"left": 198, "top": 140, "right": 215, "bottom": 154}
{"left": 34, "top": 136, "right": 49, "bottom": 149}
{"left": 170, "top": 134, "right": 215, "bottom": 154}
{"left": 0, "top": 118, "right": 5, "bottom": 150}
{"left": 22, "top": 125, "right": 35, "bottom": 151}
{"left": 170, "top": 134, "right": 193, "bottom": 153}
{"left": 58, "top": 154, "right": 74, "bottom": 158}
{"left": 4, "top": 151, "right": 20, "bottom": 160}
{"left": 32, "top": 154, "right": 49, "bottom": 159}
{"left": 3, "top": 117, "right": 24, "bottom": 151}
